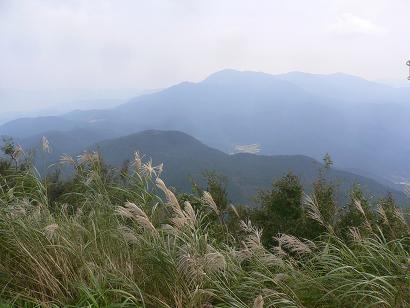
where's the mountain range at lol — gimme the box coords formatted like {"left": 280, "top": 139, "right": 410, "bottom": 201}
{"left": 1, "top": 69, "right": 410, "bottom": 203}
{"left": 10, "top": 130, "right": 407, "bottom": 205}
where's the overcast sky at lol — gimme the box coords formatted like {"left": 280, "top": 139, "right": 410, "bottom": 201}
{"left": 1, "top": 0, "right": 409, "bottom": 93}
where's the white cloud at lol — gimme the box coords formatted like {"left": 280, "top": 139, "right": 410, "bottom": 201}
{"left": 328, "top": 13, "right": 387, "bottom": 36}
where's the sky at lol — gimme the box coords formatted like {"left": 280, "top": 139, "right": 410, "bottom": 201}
{"left": 0, "top": 0, "right": 410, "bottom": 110}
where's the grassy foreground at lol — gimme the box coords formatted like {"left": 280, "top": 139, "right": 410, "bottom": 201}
{"left": 0, "top": 150, "right": 409, "bottom": 307}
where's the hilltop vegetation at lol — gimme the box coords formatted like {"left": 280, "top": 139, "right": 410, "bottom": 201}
{"left": 4, "top": 130, "right": 406, "bottom": 205}
{"left": 0, "top": 141, "right": 409, "bottom": 307}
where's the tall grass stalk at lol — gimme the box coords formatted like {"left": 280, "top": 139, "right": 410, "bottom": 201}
{"left": 0, "top": 149, "right": 409, "bottom": 307}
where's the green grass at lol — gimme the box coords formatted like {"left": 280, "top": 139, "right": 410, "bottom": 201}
{"left": 0, "top": 151, "right": 409, "bottom": 307}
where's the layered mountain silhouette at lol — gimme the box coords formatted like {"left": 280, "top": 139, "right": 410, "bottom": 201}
{"left": 9, "top": 130, "right": 407, "bottom": 205}
{"left": 2, "top": 69, "right": 410, "bottom": 190}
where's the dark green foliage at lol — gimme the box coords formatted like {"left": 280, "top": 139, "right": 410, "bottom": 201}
{"left": 252, "top": 173, "right": 305, "bottom": 246}
{"left": 377, "top": 193, "right": 409, "bottom": 240}
{"left": 337, "top": 185, "right": 374, "bottom": 239}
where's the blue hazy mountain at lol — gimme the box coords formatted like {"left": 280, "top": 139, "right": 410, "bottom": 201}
{"left": 277, "top": 71, "right": 410, "bottom": 104}
{"left": 84, "top": 130, "right": 409, "bottom": 205}
{"left": 12, "top": 130, "right": 406, "bottom": 205}
{"left": 1, "top": 69, "right": 410, "bottom": 186}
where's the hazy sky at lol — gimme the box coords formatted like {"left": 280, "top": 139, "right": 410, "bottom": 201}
{"left": 1, "top": 0, "right": 409, "bottom": 92}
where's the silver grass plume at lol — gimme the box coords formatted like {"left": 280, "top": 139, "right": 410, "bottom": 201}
{"left": 12, "top": 144, "right": 24, "bottom": 160}
{"left": 240, "top": 220, "right": 265, "bottom": 253}
{"left": 376, "top": 205, "right": 389, "bottom": 225}
{"left": 303, "top": 194, "right": 324, "bottom": 226}
{"left": 42, "top": 136, "right": 51, "bottom": 153}
{"left": 253, "top": 295, "right": 264, "bottom": 308}
{"left": 59, "top": 154, "right": 76, "bottom": 165}
{"left": 353, "top": 199, "right": 372, "bottom": 230}
{"left": 77, "top": 151, "right": 100, "bottom": 164}
{"left": 202, "top": 191, "right": 220, "bottom": 215}
{"left": 44, "top": 223, "right": 59, "bottom": 240}
{"left": 183, "top": 201, "right": 197, "bottom": 227}
{"left": 229, "top": 203, "right": 240, "bottom": 218}
{"left": 274, "top": 233, "right": 315, "bottom": 255}
{"left": 133, "top": 151, "right": 143, "bottom": 173}
{"left": 118, "top": 225, "right": 139, "bottom": 244}
{"left": 349, "top": 227, "right": 362, "bottom": 242}
{"left": 393, "top": 207, "right": 406, "bottom": 224}
{"left": 156, "top": 178, "right": 184, "bottom": 217}
{"left": 142, "top": 160, "right": 156, "bottom": 177}
{"left": 203, "top": 245, "right": 226, "bottom": 273}
{"left": 116, "top": 202, "right": 157, "bottom": 234}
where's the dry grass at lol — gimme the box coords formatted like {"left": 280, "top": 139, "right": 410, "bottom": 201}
{"left": 0, "top": 148, "right": 409, "bottom": 307}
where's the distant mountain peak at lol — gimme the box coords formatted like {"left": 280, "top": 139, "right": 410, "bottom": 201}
{"left": 203, "top": 69, "right": 276, "bottom": 84}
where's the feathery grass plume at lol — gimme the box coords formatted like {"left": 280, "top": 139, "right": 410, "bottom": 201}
{"left": 353, "top": 199, "right": 365, "bottom": 216}
{"left": 353, "top": 199, "right": 372, "bottom": 230}
{"left": 203, "top": 245, "right": 226, "bottom": 273}
{"left": 77, "top": 151, "right": 100, "bottom": 164}
{"left": 273, "top": 273, "right": 288, "bottom": 283}
{"left": 115, "top": 205, "right": 134, "bottom": 219}
{"left": 229, "top": 203, "right": 239, "bottom": 218}
{"left": 177, "top": 250, "right": 204, "bottom": 286}
{"left": 304, "top": 193, "right": 335, "bottom": 233}
{"left": 142, "top": 160, "right": 156, "bottom": 178}
{"left": 203, "top": 252, "right": 226, "bottom": 273}
{"left": 133, "top": 151, "right": 143, "bottom": 173}
{"left": 59, "top": 154, "right": 76, "bottom": 165}
{"left": 84, "top": 170, "right": 97, "bottom": 186}
{"left": 156, "top": 178, "right": 183, "bottom": 216}
{"left": 240, "top": 220, "right": 265, "bottom": 254}
{"left": 239, "top": 219, "right": 252, "bottom": 233}
{"left": 160, "top": 223, "right": 176, "bottom": 233}
{"left": 41, "top": 136, "right": 51, "bottom": 153}
{"left": 253, "top": 295, "right": 264, "bottom": 308}
{"left": 202, "top": 191, "right": 219, "bottom": 215}
{"left": 260, "top": 251, "right": 284, "bottom": 266}
{"left": 135, "top": 215, "right": 158, "bottom": 234}
{"left": 124, "top": 201, "right": 149, "bottom": 218}
{"left": 171, "top": 215, "right": 190, "bottom": 230}
{"left": 155, "top": 162, "right": 164, "bottom": 177}
{"left": 118, "top": 225, "right": 139, "bottom": 244}
{"left": 303, "top": 194, "right": 324, "bottom": 226}
{"left": 9, "top": 203, "right": 27, "bottom": 218}
{"left": 376, "top": 204, "right": 389, "bottom": 225}
{"left": 349, "top": 227, "right": 362, "bottom": 242}
{"left": 12, "top": 144, "right": 24, "bottom": 160}
{"left": 117, "top": 202, "right": 157, "bottom": 234}
{"left": 43, "top": 223, "right": 59, "bottom": 240}
{"left": 183, "top": 201, "right": 197, "bottom": 226}
{"left": 274, "top": 234, "right": 315, "bottom": 255}
{"left": 393, "top": 207, "right": 406, "bottom": 225}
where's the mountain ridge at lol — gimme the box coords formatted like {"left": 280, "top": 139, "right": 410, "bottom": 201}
{"left": 2, "top": 69, "right": 410, "bottom": 188}
{"left": 87, "top": 130, "right": 407, "bottom": 205}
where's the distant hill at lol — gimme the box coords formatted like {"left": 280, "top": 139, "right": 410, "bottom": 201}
{"left": 276, "top": 71, "right": 410, "bottom": 104}
{"left": 0, "top": 116, "right": 82, "bottom": 138}
{"left": 89, "top": 130, "right": 407, "bottom": 205}
{"left": 2, "top": 69, "right": 410, "bottom": 186}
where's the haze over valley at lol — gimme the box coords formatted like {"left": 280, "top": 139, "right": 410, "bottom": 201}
{"left": 3, "top": 69, "right": 410, "bottom": 201}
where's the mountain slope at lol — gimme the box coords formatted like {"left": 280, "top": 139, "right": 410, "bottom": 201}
{"left": 2, "top": 69, "right": 410, "bottom": 186}
{"left": 276, "top": 71, "right": 410, "bottom": 104}
{"left": 0, "top": 116, "right": 82, "bottom": 138}
{"left": 90, "top": 130, "right": 407, "bottom": 205}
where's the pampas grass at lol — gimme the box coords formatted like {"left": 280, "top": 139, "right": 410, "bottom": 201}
{"left": 0, "top": 147, "right": 409, "bottom": 307}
